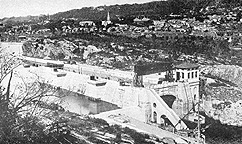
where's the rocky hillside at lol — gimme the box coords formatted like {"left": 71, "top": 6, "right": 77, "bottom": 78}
{"left": 200, "top": 64, "right": 242, "bottom": 127}
{"left": 22, "top": 39, "right": 80, "bottom": 59}
{"left": 202, "top": 65, "right": 242, "bottom": 89}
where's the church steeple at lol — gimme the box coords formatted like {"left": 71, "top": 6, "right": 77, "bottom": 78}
{"left": 107, "top": 11, "right": 110, "bottom": 21}
{"left": 102, "top": 11, "right": 112, "bottom": 27}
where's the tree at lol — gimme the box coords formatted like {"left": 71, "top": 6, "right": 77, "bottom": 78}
{"left": 168, "top": 0, "right": 213, "bottom": 16}
{"left": 0, "top": 51, "right": 75, "bottom": 143}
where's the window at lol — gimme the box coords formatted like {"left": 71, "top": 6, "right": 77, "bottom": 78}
{"left": 153, "top": 111, "right": 157, "bottom": 123}
{"left": 188, "top": 73, "right": 190, "bottom": 79}
{"left": 192, "top": 72, "right": 194, "bottom": 78}
{"left": 176, "top": 72, "right": 180, "bottom": 80}
{"left": 90, "top": 76, "right": 95, "bottom": 80}
{"left": 195, "top": 71, "right": 198, "bottom": 77}
{"left": 153, "top": 103, "right": 157, "bottom": 108}
{"left": 160, "top": 115, "right": 166, "bottom": 126}
{"left": 182, "top": 72, "right": 184, "bottom": 78}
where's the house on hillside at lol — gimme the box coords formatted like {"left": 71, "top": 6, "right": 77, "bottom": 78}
{"left": 133, "top": 17, "right": 151, "bottom": 26}
{"left": 153, "top": 20, "right": 166, "bottom": 27}
{"left": 18, "top": 35, "right": 27, "bottom": 42}
{"left": 155, "top": 31, "right": 187, "bottom": 41}
{"left": 79, "top": 21, "right": 95, "bottom": 27}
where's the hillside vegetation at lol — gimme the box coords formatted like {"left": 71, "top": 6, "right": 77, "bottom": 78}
{"left": 2, "top": 0, "right": 242, "bottom": 23}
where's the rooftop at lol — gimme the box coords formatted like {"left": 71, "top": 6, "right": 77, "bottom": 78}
{"left": 175, "top": 62, "right": 199, "bottom": 69}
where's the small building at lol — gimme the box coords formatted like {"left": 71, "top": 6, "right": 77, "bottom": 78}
{"left": 153, "top": 20, "right": 166, "bottom": 27}
{"left": 174, "top": 62, "right": 200, "bottom": 103}
{"left": 174, "top": 62, "right": 199, "bottom": 82}
{"left": 18, "top": 35, "right": 27, "bottom": 42}
{"left": 133, "top": 17, "right": 151, "bottom": 26}
{"left": 79, "top": 21, "right": 95, "bottom": 27}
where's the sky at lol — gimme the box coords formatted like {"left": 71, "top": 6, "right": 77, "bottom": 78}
{"left": 0, "top": 0, "right": 157, "bottom": 18}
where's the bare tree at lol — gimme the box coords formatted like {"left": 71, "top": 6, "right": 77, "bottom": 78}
{"left": 0, "top": 48, "right": 73, "bottom": 143}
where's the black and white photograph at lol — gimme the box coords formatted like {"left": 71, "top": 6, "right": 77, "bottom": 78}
{"left": 1, "top": 0, "right": 242, "bottom": 143}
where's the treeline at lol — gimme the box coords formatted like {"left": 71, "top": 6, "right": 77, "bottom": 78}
{"left": 2, "top": 0, "right": 242, "bottom": 24}
{"left": 166, "top": 36, "right": 230, "bottom": 59}
{"left": 50, "top": 0, "right": 216, "bottom": 21}
{"left": 50, "top": 0, "right": 242, "bottom": 21}
{"left": 51, "top": 1, "right": 170, "bottom": 21}
{"left": 49, "top": 31, "right": 230, "bottom": 63}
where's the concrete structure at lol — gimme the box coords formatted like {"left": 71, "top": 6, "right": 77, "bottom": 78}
{"left": 3, "top": 42, "right": 200, "bottom": 130}
{"left": 4, "top": 65, "right": 187, "bottom": 130}
{"left": 94, "top": 107, "right": 199, "bottom": 144}
{"left": 175, "top": 62, "right": 200, "bottom": 103}
{"left": 22, "top": 56, "right": 64, "bottom": 68}
{"left": 22, "top": 55, "right": 200, "bottom": 125}
{"left": 2, "top": 64, "right": 203, "bottom": 143}
{"left": 147, "top": 62, "right": 200, "bottom": 118}
{"left": 21, "top": 55, "right": 200, "bottom": 126}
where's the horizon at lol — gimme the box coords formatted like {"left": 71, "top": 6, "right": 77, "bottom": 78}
{"left": 0, "top": 0, "right": 161, "bottom": 19}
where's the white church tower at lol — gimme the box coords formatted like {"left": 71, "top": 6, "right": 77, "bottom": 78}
{"left": 102, "top": 11, "right": 112, "bottom": 26}
{"left": 107, "top": 11, "right": 110, "bottom": 22}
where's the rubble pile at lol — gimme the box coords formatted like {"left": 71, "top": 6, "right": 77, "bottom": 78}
{"left": 215, "top": 100, "right": 242, "bottom": 126}
{"left": 201, "top": 64, "right": 242, "bottom": 126}
{"left": 205, "top": 97, "right": 242, "bottom": 126}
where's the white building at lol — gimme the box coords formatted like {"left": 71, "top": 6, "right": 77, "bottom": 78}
{"left": 174, "top": 62, "right": 200, "bottom": 103}
{"left": 102, "top": 11, "right": 112, "bottom": 26}
{"left": 79, "top": 21, "right": 95, "bottom": 27}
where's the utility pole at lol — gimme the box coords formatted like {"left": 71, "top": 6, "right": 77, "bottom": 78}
{"left": 197, "top": 93, "right": 201, "bottom": 143}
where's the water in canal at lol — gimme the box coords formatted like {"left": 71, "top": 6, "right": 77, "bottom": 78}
{"left": 59, "top": 92, "right": 120, "bottom": 115}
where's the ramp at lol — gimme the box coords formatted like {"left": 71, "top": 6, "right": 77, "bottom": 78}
{"left": 149, "top": 89, "right": 187, "bottom": 130}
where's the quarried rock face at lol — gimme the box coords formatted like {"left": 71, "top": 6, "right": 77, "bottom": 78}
{"left": 202, "top": 64, "right": 242, "bottom": 126}
{"left": 22, "top": 39, "right": 78, "bottom": 59}
{"left": 202, "top": 65, "right": 242, "bottom": 89}
{"left": 218, "top": 100, "right": 242, "bottom": 126}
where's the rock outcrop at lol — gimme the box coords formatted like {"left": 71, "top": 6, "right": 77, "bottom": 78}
{"left": 22, "top": 39, "right": 78, "bottom": 59}
{"left": 202, "top": 65, "right": 242, "bottom": 89}
{"left": 201, "top": 64, "right": 242, "bottom": 126}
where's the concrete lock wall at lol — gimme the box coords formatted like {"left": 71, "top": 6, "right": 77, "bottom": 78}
{"left": 148, "top": 89, "right": 187, "bottom": 130}
{"left": 153, "top": 81, "right": 199, "bottom": 118}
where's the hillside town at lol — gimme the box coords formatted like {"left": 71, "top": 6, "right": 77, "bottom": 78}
{"left": 1, "top": 0, "right": 242, "bottom": 144}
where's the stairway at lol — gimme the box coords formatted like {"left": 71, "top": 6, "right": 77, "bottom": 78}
{"left": 149, "top": 89, "right": 187, "bottom": 130}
